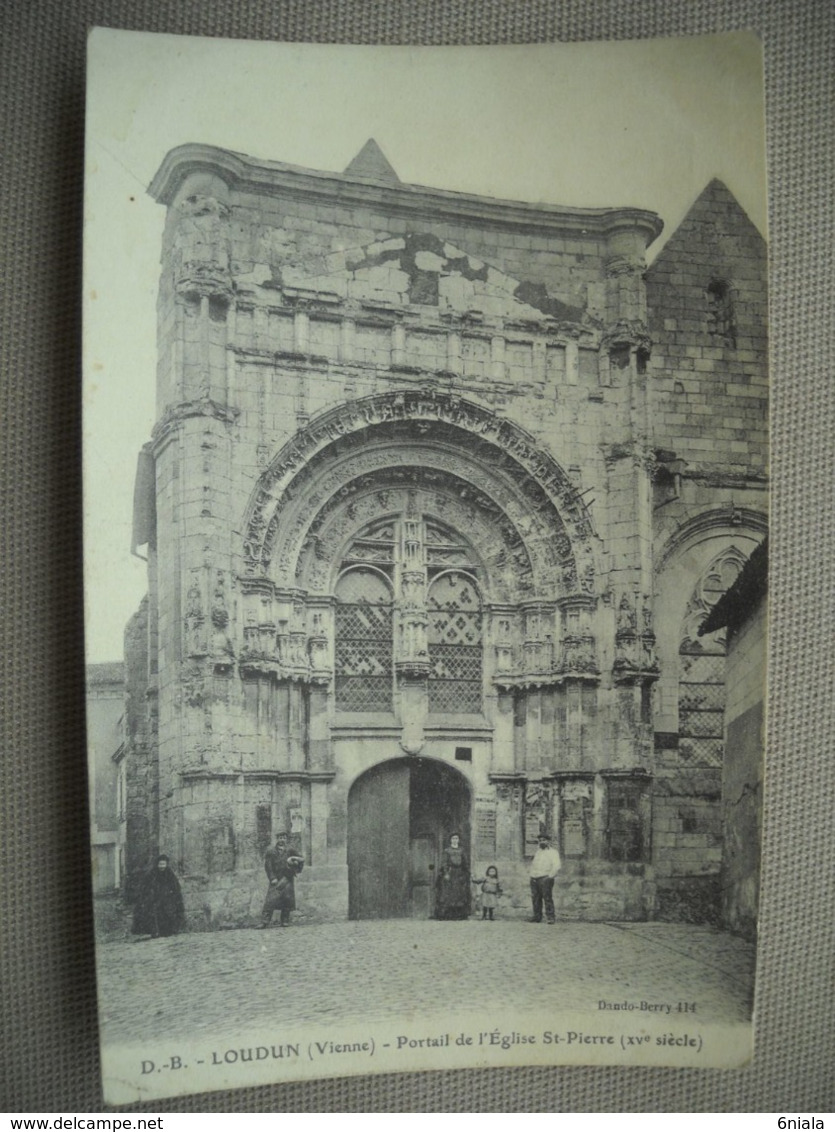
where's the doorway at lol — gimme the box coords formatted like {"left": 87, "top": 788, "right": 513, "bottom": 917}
{"left": 347, "top": 757, "right": 471, "bottom": 920}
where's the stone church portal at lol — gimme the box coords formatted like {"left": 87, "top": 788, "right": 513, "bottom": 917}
{"left": 119, "top": 141, "right": 767, "bottom": 928}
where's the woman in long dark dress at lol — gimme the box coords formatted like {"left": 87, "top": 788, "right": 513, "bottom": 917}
{"left": 132, "top": 854, "right": 186, "bottom": 938}
{"left": 435, "top": 833, "right": 471, "bottom": 920}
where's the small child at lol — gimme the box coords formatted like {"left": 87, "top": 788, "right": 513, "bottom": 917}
{"left": 473, "top": 866, "right": 502, "bottom": 920}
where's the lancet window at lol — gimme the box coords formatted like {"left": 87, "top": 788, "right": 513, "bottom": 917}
{"left": 427, "top": 571, "right": 483, "bottom": 713}
{"left": 334, "top": 566, "right": 394, "bottom": 712}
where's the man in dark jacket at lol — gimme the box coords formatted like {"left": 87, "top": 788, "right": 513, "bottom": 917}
{"left": 259, "top": 832, "right": 304, "bottom": 928}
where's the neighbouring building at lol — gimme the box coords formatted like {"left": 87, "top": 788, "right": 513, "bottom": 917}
{"left": 699, "top": 537, "right": 767, "bottom": 941}
{"left": 120, "top": 140, "right": 767, "bottom": 927}
{"left": 86, "top": 662, "right": 125, "bottom": 892}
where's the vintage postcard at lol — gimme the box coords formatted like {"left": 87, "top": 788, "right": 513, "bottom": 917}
{"left": 83, "top": 29, "right": 768, "bottom": 1104}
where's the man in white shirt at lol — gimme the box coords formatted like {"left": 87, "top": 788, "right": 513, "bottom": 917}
{"left": 528, "top": 833, "right": 561, "bottom": 924}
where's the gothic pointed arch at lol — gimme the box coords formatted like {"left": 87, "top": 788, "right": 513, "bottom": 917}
{"left": 680, "top": 544, "right": 749, "bottom": 654}
{"left": 652, "top": 510, "right": 766, "bottom": 763}
{"left": 656, "top": 506, "right": 767, "bottom": 570}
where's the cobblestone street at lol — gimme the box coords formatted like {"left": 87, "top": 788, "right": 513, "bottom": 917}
{"left": 97, "top": 919, "right": 755, "bottom": 1047}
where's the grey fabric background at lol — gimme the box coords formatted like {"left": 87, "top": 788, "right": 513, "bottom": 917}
{"left": 1, "top": 0, "right": 833, "bottom": 1113}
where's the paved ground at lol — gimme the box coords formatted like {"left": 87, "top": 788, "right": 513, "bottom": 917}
{"left": 96, "top": 919, "right": 755, "bottom": 1046}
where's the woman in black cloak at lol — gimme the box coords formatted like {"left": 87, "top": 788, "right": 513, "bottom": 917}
{"left": 132, "top": 854, "right": 186, "bottom": 938}
{"left": 435, "top": 833, "right": 471, "bottom": 920}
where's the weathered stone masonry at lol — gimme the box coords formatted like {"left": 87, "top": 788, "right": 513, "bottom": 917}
{"left": 124, "top": 141, "right": 767, "bottom": 927}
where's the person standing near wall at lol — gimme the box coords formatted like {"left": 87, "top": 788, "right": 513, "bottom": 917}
{"left": 132, "top": 854, "right": 185, "bottom": 938}
{"left": 259, "top": 832, "right": 304, "bottom": 928}
{"left": 528, "top": 834, "right": 562, "bottom": 924}
{"left": 435, "top": 833, "right": 471, "bottom": 920}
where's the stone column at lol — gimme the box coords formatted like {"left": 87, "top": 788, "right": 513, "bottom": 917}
{"left": 492, "top": 690, "right": 515, "bottom": 773}
{"left": 602, "top": 221, "right": 654, "bottom": 615}
{"left": 392, "top": 518, "right": 430, "bottom": 753}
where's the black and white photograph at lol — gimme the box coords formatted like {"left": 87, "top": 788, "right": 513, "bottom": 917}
{"left": 83, "top": 28, "right": 768, "bottom": 1105}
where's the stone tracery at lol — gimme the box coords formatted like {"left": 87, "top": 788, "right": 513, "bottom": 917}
{"left": 243, "top": 391, "right": 597, "bottom": 592}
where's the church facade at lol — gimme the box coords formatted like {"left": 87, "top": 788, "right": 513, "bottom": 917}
{"left": 123, "top": 140, "right": 767, "bottom": 926}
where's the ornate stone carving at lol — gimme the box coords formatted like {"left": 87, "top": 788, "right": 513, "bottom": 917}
{"left": 396, "top": 567, "right": 430, "bottom": 678}
{"left": 399, "top": 679, "right": 426, "bottom": 756}
{"left": 493, "top": 615, "right": 515, "bottom": 674}
{"left": 288, "top": 463, "right": 543, "bottom": 600}
{"left": 184, "top": 576, "right": 207, "bottom": 657}
{"left": 600, "top": 320, "right": 652, "bottom": 356}
{"left": 242, "top": 391, "right": 597, "bottom": 596}
{"left": 521, "top": 606, "right": 555, "bottom": 678}
{"left": 617, "top": 593, "right": 637, "bottom": 634}
{"left": 493, "top": 779, "right": 524, "bottom": 804}
{"left": 556, "top": 595, "right": 599, "bottom": 679}
{"left": 179, "top": 660, "right": 206, "bottom": 708}
{"left": 559, "top": 634, "right": 598, "bottom": 674}
{"left": 614, "top": 591, "right": 658, "bottom": 683}
{"left": 523, "top": 780, "right": 554, "bottom": 842}
{"left": 307, "top": 610, "right": 330, "bottom": 680}
{"left": 210, "top": 572, "right": 229, "bottom": 629}
{"left": 209, "top": 571, "right": 234, "bottom": 664}
{"left": 172, "top": 194, "right": 231, "bottom": 298}
{"left": 236, "top": 587, "right": 337, "bottom": 686}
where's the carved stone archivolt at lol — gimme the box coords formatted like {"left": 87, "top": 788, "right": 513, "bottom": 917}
{"left": 243, "top": 391, "right": 597, "bottom": 596}
{"left": 237, "top": 391, "right": 603, "bottom": 690}
{"left": 233, "top": 389, "right": 606, "bottom": 688}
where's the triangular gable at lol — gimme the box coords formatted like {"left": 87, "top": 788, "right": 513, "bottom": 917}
{"left": 343, "top": 139, "right": 400, "bottom": 183}
{"left": 647, "top": 179, "right": 766, "bottom": 283}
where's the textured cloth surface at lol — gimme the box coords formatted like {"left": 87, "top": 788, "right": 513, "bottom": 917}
{"left": 1, "top": 0, "right": 833, "bottom": 1113}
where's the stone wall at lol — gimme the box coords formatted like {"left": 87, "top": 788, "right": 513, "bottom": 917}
{"left": 722, "top": 588, "right": 766, "bottom": 939}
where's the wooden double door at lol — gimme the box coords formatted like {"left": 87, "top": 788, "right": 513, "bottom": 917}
{"left": 348, "top": 757, "right": 470, "bottom": 920}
